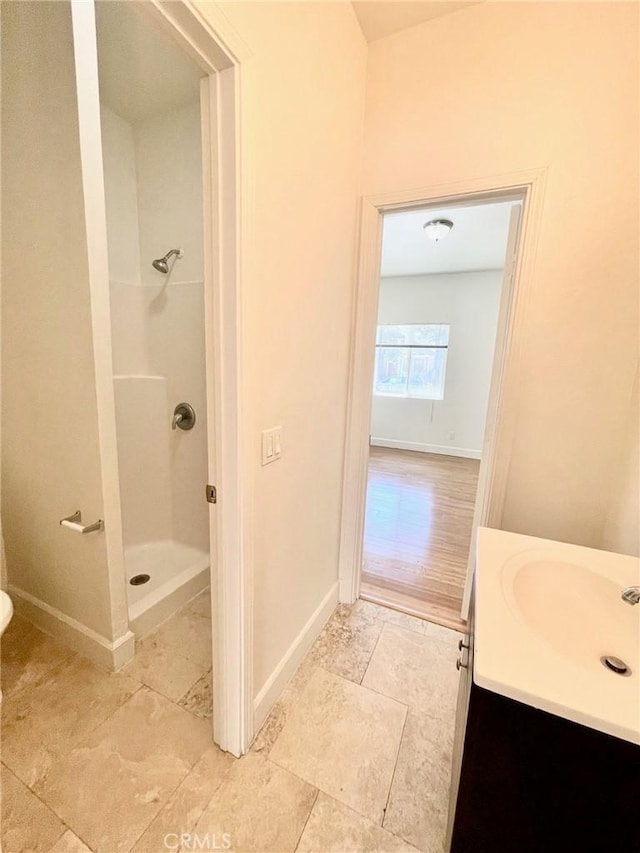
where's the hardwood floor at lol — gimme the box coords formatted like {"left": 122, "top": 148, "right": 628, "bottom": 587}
{"left": 361, "top": 447, "right": 480, "bottom": 630}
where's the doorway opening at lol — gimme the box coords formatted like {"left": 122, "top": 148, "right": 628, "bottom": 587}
{"left": 338, "top": 175, "right": 543, "bottom": 628}
{"left": 361, "top": 199, "right": 521, "bottom": 629}
{"left": 85, "top": 0, "right": 251, "bottom": 753}
{"left": 95, "top": 1, "right": 209, "bottom": 639}
{"left": 94, "top": 0, "right": 215, "bottom": 714}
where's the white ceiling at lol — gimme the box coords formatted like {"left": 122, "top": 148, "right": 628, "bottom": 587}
{"left": 95, "top": 1, "right": 201, "bottom": 124}
{"left": 381, "top": 201, "right": 517, "bottom": 277}
{"left": 352, "top": 1, "right": 481, "bottom": 42}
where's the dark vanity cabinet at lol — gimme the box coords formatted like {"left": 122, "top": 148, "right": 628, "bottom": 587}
{"left": 447, "top": 589, "right": 640, "bottom": 853}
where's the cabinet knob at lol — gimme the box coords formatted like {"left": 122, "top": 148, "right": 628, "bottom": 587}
{"left": 456, "top": 656, "right": 468, "bottom": 671}
{"left": 458, "top": 638, "right": 470, "bottom": 651}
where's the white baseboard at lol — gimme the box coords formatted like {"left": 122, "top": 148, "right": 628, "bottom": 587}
{"left": 8, "top": 585, "right": 135, "bottom": 671}
{"left": 253, "top": 580, "right": 339, "bottom": 732}
{"left": 370, "top": 438, "right": 481, "bottom": 460}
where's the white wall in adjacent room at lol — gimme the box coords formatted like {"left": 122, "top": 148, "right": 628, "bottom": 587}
{"left": 371, "top": 270, "right": 502, "bottom": 457}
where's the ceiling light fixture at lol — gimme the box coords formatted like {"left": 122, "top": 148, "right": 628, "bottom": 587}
{"left": 423, "top": 218, "right": 454, "bottom": 242}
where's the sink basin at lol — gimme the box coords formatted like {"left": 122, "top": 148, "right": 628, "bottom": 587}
{"left": 475, "top": 528, "right": 640, "bottom": 745}
{"left": 504, "top": 552, "right": 638, "bottom": 673}
{"left": 0, "top": 590, "right": 13, "bottom": 637}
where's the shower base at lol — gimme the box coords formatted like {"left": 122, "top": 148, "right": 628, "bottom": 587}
{"left": 126, "top": 539, "right": 209, "bottom": 638}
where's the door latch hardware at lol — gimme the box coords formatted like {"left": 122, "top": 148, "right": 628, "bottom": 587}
{"left": 206, "top": 484, "right": 217, "bottom": 504}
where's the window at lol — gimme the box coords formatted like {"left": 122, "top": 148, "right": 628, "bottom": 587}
{"left": 373, "top": 324, "right": 450, "bottom": 400}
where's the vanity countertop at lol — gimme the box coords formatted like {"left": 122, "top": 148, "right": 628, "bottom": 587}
{"left": 474, "top": 527, "right": 640, "bottom": 745}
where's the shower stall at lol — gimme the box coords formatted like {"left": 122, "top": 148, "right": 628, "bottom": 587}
{"left": 98, "top": 16, "right": 209, "bottom": 636}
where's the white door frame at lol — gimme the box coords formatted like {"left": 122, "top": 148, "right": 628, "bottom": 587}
{"left": 72, "top": 0, "right": 252, "bottom": 756}
{"left": 460, "top": 201, "right": 523, "bottom": 619}
{"left": 338, "top": 170, "right": 547, "bottom": 611}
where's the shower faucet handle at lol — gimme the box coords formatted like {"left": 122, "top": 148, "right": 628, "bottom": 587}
{"left": 172, "top": 403, "right": 196, "bottom": 431}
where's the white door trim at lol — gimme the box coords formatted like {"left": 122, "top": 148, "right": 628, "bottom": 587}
{"left": 338, "top": 170, "right": 547, "bottom": 611}
{"left": 461, "top": 202, "right": 523, "bottom": 619}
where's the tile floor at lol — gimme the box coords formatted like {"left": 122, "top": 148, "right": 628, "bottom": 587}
{"left": 1, "top": 594, "right": 461, "bottom": 853}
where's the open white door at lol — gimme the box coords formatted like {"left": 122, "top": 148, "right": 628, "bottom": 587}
{"left": 461, "top": 203, "right": 523, "bottom": 619}
{"left": 200, "top": 70, "right": 253, "bottom": 755}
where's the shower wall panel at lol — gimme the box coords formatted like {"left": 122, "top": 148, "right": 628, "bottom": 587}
{"left": 101, "top": 96, "right": 208, "bottom": 588}
{"left": 135, "top": 103, "right": 203, "bottom": 286}
{"left": 101, "top": 106, "right": 141, "bottom": 285}
{"left": 109, "top": 282, "right": 149, "bottom": 375}
{"left": 145, "top": 282, "right": 208, "bottom": 552}
{"left": 113, "top": 376, "right": 172, "bottom": 548}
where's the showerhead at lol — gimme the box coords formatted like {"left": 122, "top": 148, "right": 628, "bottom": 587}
{"left": 152, "top": 257, "right": 170, "bottom": 274}
{"left": 152, "top": 248, "right": 182, "bottom": 274}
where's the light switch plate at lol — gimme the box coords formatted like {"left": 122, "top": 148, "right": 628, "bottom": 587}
{"left": 261, "top": 426, "right": 282, "bottom": 465}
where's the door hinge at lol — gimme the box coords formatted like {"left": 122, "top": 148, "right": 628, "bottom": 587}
{"left": 206, "top": 484, "right": 217, "bottom": 504}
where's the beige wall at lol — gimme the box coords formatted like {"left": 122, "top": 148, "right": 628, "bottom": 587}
{"left": 198, "top": 1, "right": 367, "bottom": 694}
{"left": 603, "top": 367, "right": 640, "bottom": 557}
{"left": 363, "top": 2, "right": 639, "bottom": 548}
{"left": 1, "top": 1, "right": 115, "bottom": 638}
{"left": 372, "top": 270, "right": 503, "bottom": 455}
